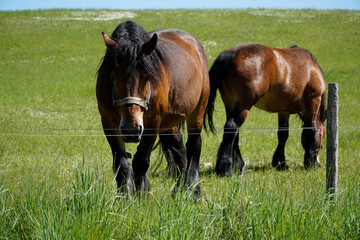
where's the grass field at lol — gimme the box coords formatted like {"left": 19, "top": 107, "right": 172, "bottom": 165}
{"left": 1, "top": 9, "right": 359, "bottom": 239}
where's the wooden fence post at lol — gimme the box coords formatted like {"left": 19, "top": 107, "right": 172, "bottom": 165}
{"left": 326, "top": 83, "right": 338, "bottom": 203}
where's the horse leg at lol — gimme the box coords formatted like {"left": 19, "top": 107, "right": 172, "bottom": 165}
{"left": 232, "top": 131, "right": 246, "bottom": 174}
{"left": 102, "top": 119, "right": 133, "bottom": 195}
{"left": 132, "top": 135, "right": 157, "bottom": 192}
{"left": 185, "top": 128, "right": 202, "bottom": 200}
{"left": 216, "top": 108, "right": 248, "bottom": 176}
{"left": 159, "top": 127, "right": 187, "bottom": 187}
{"left": 301, "top": 95, "right": 322, "bottom": 169}
{"left": 185, "top": 104, "right": 211, "bottom": 200}
{"left": 272, "top": 113, "right": 290, "bottom": 170}
{"left": 301, "top": 120, "right": 321, "bottom": 169}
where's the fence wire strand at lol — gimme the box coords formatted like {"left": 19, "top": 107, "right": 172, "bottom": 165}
{"left": 0, "top": 126, "right": 358, "bottom": 137}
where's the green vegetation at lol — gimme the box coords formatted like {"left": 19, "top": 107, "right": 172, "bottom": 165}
{"left": 1, "top": 9, "right": 359, "bottom": 239}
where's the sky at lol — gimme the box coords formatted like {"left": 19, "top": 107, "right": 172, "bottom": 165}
{"left": 1, "top": 0, "right": 359, "bottom": 11}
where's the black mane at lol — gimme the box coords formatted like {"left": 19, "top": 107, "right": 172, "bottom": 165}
{"left": 98, "top": 21, "right": 162, "bottom": 83}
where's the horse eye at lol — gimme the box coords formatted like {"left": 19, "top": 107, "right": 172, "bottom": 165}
{"left": 144, "top": 75, "right": 150, "bottom": 82}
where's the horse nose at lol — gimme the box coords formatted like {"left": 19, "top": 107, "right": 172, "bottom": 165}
{"left": 120, "top": 124, "right": 143, "bottom": 143}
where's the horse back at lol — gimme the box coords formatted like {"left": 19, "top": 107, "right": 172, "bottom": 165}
{"left": 221, "top": 44, "right": 325, "bottom": 113}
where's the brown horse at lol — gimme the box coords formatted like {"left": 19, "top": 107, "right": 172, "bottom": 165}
{"left": 205, "top": 44, "right": 326, "bottom": 176}
{"left": 96, "top": 21, "right": 209, "bottom": 198}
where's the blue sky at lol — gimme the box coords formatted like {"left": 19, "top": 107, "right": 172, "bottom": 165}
{"left": 1, "top": 0, "right": 359, "bottom": 11}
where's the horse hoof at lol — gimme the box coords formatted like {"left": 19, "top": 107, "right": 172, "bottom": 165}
{"left": 192, "top": 185, "right": 201, "bottom": 202}
{"left": 304, "top": 161, "right": 321, "bottom": 170}
{"left": 215, "top": 159, "right": 233, "bottom": 177}
{"left": 233, "top": 160, "right": 246, "bottom": 175}
{"left": 215, "top": 167, "right": 232, "bottom": 177}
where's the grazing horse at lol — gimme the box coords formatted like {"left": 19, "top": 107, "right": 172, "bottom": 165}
{"left": 96, "top": 21, "right": 209, "bottom": 198}
{"left": 205, "top": 44, "right": 326, "bottom": 176}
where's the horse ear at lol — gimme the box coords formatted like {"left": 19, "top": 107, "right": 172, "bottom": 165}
{"left": 102, "top": 32, "right": 117, "bottom": 51}
{"left": 142, "top": 34, "right": 157, "bottom": 55}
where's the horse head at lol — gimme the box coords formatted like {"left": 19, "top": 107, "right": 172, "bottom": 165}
{"left": 102, "top": 31, "right": 158, "bottom": 143}
{"left": 315, "top": 93, "right": 327, "bottom": 158}
{"left": 301, "top": 110, "right": 326, "bottom": 168}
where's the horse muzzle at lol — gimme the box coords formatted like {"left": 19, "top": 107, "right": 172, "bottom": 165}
{"left": 120, "top": 124, "right": 144, "bottom": 143}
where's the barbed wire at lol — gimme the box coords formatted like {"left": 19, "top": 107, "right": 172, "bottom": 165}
{"left": 0, "top": 126, "right": 358, "bottom": 137}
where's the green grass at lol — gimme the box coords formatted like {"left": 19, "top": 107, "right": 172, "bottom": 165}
{"left": 0, "top": 9, "right": 359, "bottom": 239}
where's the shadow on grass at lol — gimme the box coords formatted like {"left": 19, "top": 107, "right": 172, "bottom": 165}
{"left": 200, "top": 162, "right": 307, "bottom": 177}
{"left": 246, "top": 163, "right": 306, "bottom": 172}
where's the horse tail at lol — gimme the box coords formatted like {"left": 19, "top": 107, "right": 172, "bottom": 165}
{"left": 204, "top": 50, "right": 236, "bottom": 133}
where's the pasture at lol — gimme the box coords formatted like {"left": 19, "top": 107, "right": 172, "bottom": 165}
{"left": 1, "top": 9, "right": 359, "bottom": 239}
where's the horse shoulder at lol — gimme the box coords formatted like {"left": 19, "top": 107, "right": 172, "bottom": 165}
{"left": 150, "top": 29, "right": 208, "bottom": 127}
{"left": 308, "top": 68, "right": 326, "bottom": 96}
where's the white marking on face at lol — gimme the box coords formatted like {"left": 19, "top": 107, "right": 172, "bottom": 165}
{"left": 118, "top": 108, "right": 144, "bottom": 137}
